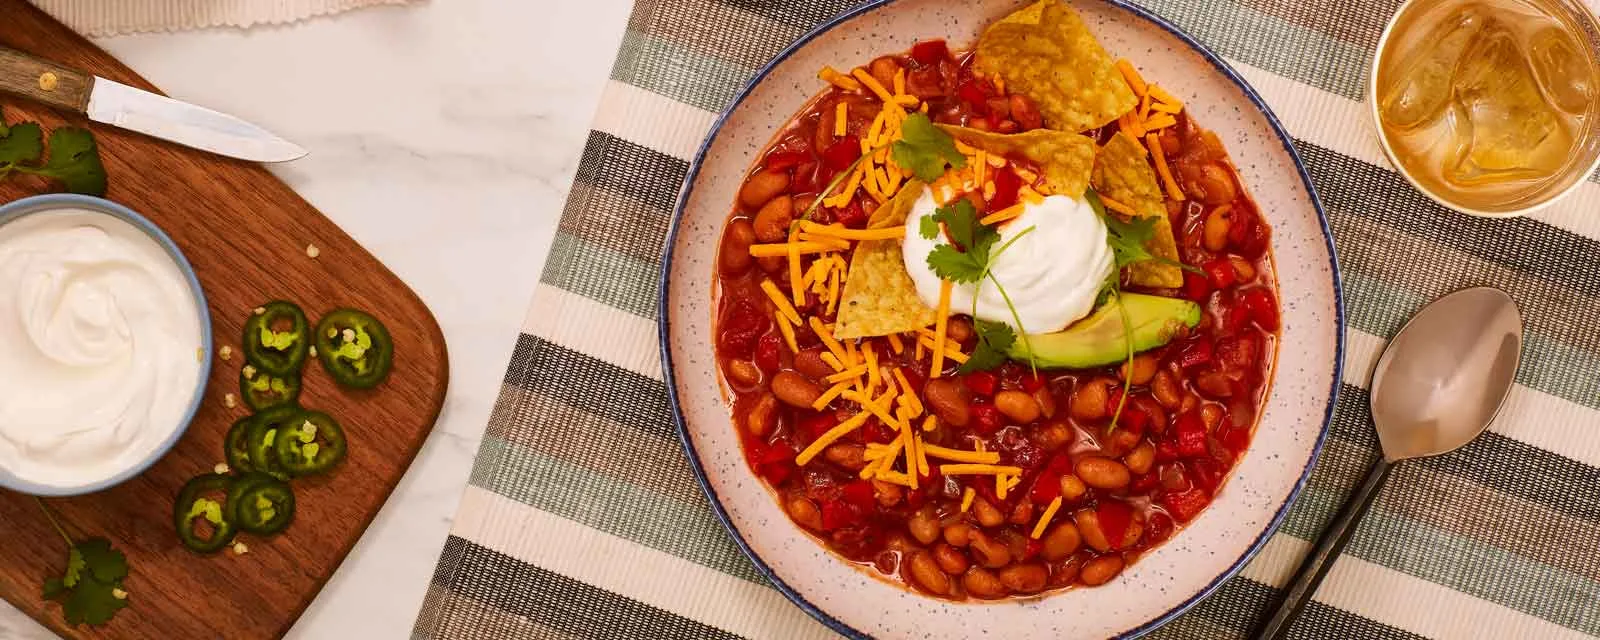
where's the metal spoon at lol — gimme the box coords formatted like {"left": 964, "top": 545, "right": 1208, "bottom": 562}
{"left": 1257, "top": 287, "right": 1523, "bottom": 639}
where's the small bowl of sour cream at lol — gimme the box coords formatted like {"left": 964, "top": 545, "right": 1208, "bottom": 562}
{"left": 0, "top": 194, "right": 211, "bottom": 496}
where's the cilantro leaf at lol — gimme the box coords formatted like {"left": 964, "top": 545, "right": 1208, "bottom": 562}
{"left": 42, "top": 578, "right": 64, "bottom": 600}
{"left": 0, "top": 109, "right": 8, "bottom": 137}
{"left": 76, "top": 538, "right": 128, "bottom": 584}
{"left": 919, "top": 215, "right": 940, "bottom": 240}
{"left": 17, "top": 127, "right": 106, "bottom": 196}
{"left": 0, "top": 122, "right": 44, "bottom": 165}
{"left": 923, "top": 199, "right": 999, "bottom": 283}
{"left": 892, "top": 112, "right": 966, "bottom": 182}
{"left": 958, "top": 320, "right": 1016, "bottom": 374}
{"left": 60, "top": 575, "right": 127, "bottom": 627}
{"left": 62, "top": 548, "right": 85, "bottom": 588}
{"left": 1086, "top": 189, "right": 1200, "bottom": 274}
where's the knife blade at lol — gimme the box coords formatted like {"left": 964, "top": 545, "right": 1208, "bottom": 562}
{"left": 0, "top": 45, "right": 306, "bottom": 163}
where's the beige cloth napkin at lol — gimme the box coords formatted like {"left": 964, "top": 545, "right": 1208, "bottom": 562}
{"left": 27, "top": 0, "right": 411, "bottom": 37}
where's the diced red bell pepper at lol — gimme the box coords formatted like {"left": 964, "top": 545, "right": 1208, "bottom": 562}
{"left": 1146, "top": 512, "right": 1176, "bottom": 544}
{"left": 1028, "top": 474, "right": 1061, "bottom": 505}
{"left": 835, "top": 199, "right": 868, "bottom": 229}
{"left": 791, "top": 161, "right": 821, "bottom": 194}
{"left": 1022, "top": 538, "right": 1042, "bottom": 561}
{"left": 717, "top": 304, "right": 769, "bottom": 358}
{"left": 841, "top": 480, "right": 877, "bottom": 509}
{"left": 822, "top": 135, "right": 861, "bottom": 171}
{"left": 1203, "top": 258, "right": 1237, "bottom": 289}
{"left": 1182, "top": 271, "right": 1212, "bottom": 302}
{"left": 756, "top": 441, "right": 793, "bottom": 465}
{"left": 1228, "top": 205, "right": 1270, "bottom": 258}
{"left": 1155, "top": 439, "right": 1181, "bottom": 462}
{"left": 1096, "top": 500, "right": 1134, "bottom": 550}
{"left": 911, "top": 40, "right": 950, "bottom": 65}
{"left": 754, "top": 333, "right": 782, "bottom": 373}
{"left": 1218, "top": 425, "right": 1251, "bottom": 454}
{"left": 1130, "top": 471, "right": 1160, "bottom": 493}
{"left": 1188, "top": 458, "right": 1223, "bottom": 493}
{"left": 820, "top": 499, "right": 857, "bottom": 531}
{"left": 761, "top": 462, "right": 793, "bottom": 485}
{"left": 1020, "top": 371, "right": 1047, "bottom": 392}
{"left": 1174, "top": 411, "right": 1208, "bottom": 458}
{"left": 964, "top": 371, "right": 998, "bottom": 396}
{"left": 1161, "top": 488, "right": 1211, "bottom": 523}
{"left": 864, "top": 418, "right": 898, "bottom": 444}
{"left": 969, "top": 402, "right": 1002, "bottom": 434}
{"left": 1175, "top": 340, "right": 1214, "bottom": 370}
{"left": 988, "top": 166, "right": 1022, "bottom": 212}
{"left": 798, "top": 412, "right": 838, "bottom": 441}
{"left": 764, "top": 151, "right": 809, "bottom": 172}
{"left": 956, "top": 80, "right": 993, "bottom": 111}
{"left": 1241, "top": 287, "right": 1280, "bottom": 331}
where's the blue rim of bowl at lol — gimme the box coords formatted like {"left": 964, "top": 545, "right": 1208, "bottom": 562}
{"left": 658, "top": 1, "right": 1345, "bottom": 637}
{"left": 0, "top": 194, "right": 213, "bottom": 497}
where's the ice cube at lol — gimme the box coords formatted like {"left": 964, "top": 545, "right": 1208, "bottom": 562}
{"left": 1528, "top": 25, "right": 1595, "bottom": 115}
{"left": 1447, "top": 23, "right": 1573, "bottom": 184}
{"left": 1380, "top": 4, "right": 1489, "bottom": 131}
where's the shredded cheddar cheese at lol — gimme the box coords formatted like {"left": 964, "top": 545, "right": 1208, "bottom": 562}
{"left": 851, "top": 68, "right": 899, "bottom": 106}
{"left": 892, "top": 68, "right": 907, "bottom": 97}
{"left": 844, "top": 339, "right": 860, "bottom": 368}
{"left": 892, "top": 369, "right": 922, "bottom": 415}
{"left": 825, "top": 268, "right": 841, "bottom": 316}
{"left": 931, "top": 280, "right": 953, "bottom": 377}
{"left": 939, "top": 463, "right": 1023, "bottom": 476}
{"left": 887, "top": 333, "right": 905, "bottom": 354}
{"left": 997, "top": 473, "right": 1009, "bottom": 501}
{"left": 1116, "top": 59, "right": 1147, "bottom": 96}
{"left": 1143, "top": 114, "right": 1177, "bottom": 131}
{"left": 974, "top": 150, "right": 988, "bottom": 186}
{"left": 812, "top": 381, "right": 851, "bottom": 410}
{"left": 749, "top": 241, "right": 844, "bottom": 258}
{"left": 979, "top": 203, "right": 1026, "bottom": 226}
{"left": 1031, "top": 496, "right": 1064, "bottom": 539}
{"left": 960, "top": 487, "right": 976, "bottom": 512}
{"left": 1018, "top": 186, "right": 1045, "bottom": 205}
{"left": 758, "top": 280, "right": 802, "bottom": 326}
{"left": 795, "top": 410, "right": 872, "bottom": 465}
{"left": 864, "top": 342, "right": 881, "bottom": 396}
{"left": 835, "top": 102, "right": 849, "bottom": 137}
{"left": 787, "top": 231, "right": 805, "bottom": 307}
{"left": 1147, "top": 133, "right": 1186, "bottom": 201}
{"left": 914, "top": 433, "right": 930, "bottom": 477}
{"left": 921, "top": 415, "right": 937, "bottom": 432}
{"left": 1119, "top": 112, "right": 1146, "bottom": 138}
{"left": 921, "top": 444, "right": 1002, "bottom": 464}
{"left": 776, "top": 314, "right": 799, "bottom": 353}
{"left": 819, "top": 66, "right": 862, "bottom": 92}
{"left": 1150, "top": 101, "right": 1183, "bottom": 115}
{"left": 917, "top": 335, "right": 969, "bottom": 363}
{"left": 810, "top": 317, "right": 851, "bottom": 364}
{"left": 1149, "top": 85, "right": 1183, "bottom": 110}
{"left": 826, "top": 364, "right": 869, "bottom": 384}
{"left": 994, "top": 73, "right": 1007, "bottom": 96}
{"left": 1098, "top": 195, "right": 1137, "bottom": 217}
{"left": 820, "top": 352, "right": 846, "bottom": 372}
{"left": 1138, "top": 91, "right": 1152, "bottom": 121}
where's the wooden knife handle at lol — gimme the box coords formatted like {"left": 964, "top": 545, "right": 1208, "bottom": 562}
{"left": 0, "top": 46, "right": 93, "bottom": 113}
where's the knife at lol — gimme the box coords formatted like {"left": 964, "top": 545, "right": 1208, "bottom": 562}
{"left": 0, "top": 45, "right": 306, "bottom": 163}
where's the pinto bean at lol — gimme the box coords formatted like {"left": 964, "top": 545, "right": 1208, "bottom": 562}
{"left": 968, "top": 531, "right": 1012, "bottom": 568}
{"left": 724, "top": 359, "right": 761, "bottom": 387}
{"left": 943, "top": 522, "right": 975, "bottom": 547}
{"left": 1075, "top": 509, "right": 1111, "bottom": 552}
{"left": 1204, "top": 206, "right": 1232, "bottom": 252}
{"left": 972, "top": 497, "right": 1005, "bottom": 528}
{"left": 1041, "top": 522, "right": 1082, "bottom": 561}
{"left": 1076, "top": 456, "right": 1132, "bottom": 490}
{"left": 945, "top": 317, "right": 975, "bottom": 344}
{"left": 1071, "top": 378, "right": 1112, "bottom": 421}
{"left": 1121, "top": 353, "right": 1159, "bottom": 385}
{"left": 873, "top": 480, "right": 905, "bottom": 507}
{"left": 933, "top": 543, "right": 971, "bottom": 575}
{"left": 924, "top": 378, "right": 971, "bottom": 427}
{"left": 746, "top": 393, "right": 778, "bottom": 438}
{"left": 869, "top": 57, "right": 901, "bottom": 92}
{"left": 1124, "top": 442, "right": 1156, "bottom": 475}
{"left": 1009, "top": 500, "right": 1034, "bottom": 526}
{"left": 720, "top": 220, "right": 756, "bottom": 275}
{"left": 787, "top": 495, "right": 822, "bottom": 530}
{"left": 1034, "top": 421, "right": 1073, "bottom": 451}
{"left": 995, "top": 390, "right": 1042, "bottom": 424}
{"left": 998, "top": 564, "right": 1049, "bottom": 594}
{"left": 907, "top": 551, "right": 952, "bottom": 595}
{"left": 909, "top": 509, "right": 942, "bottom": 545}
{"left": 1034, "top": 388, "right": 1057, "bottom": 419}
{"left": 823, "top": 443, "right": 867, "bottom": 470}
{"left": 771, "top": 371, "right": 823, "bottom": 408}
{"left": 1009, "top": 94, "right": 1044, "bottom": 130}
{"left": 740, "top": 169, "right": 790, "bottom": 210}
{"left": 752, "top": 195, "right": 795, "bottom": 243}
{"left": 963, "top": 567, "right": 1007, "bottom": 599}
{"left": 1080, "top": 555, "right": 1125, "bottom": 586}
{"left": 1152, "top": 370, "right": 1182, "bottom": 409}
{"left": 793, "top": 348, "right": 835, "bottom": 380}
{"left": 1059, "top": 475, "right": 1088, "bottom": 501}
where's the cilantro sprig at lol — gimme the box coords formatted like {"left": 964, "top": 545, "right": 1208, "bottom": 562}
{"left": 892, "top": 112, "right": 965, "bottom": 182}
{"left": 1085, "top": 189, "right": 1200, "bottom": 275}
{"left": 0, "top": 108, "right": 107, "bottom": 196}
{"left": 920, "top": 198, "right": 1036, "bottom": 374}
{"left": 36, "top": 499, "right": 130, "bottom": 627}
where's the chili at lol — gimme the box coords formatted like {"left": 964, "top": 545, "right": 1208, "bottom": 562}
{"left": 273, "top": 409, "right": 348, "bottom": 477}
{"left": 315, "top": 309, "right": 394, "bottom": 389}
{"left": 246, "top": 405, "right": 299, "bottom": 480}
{"left": 174, "top": 473, "right": 236, "bottom": 554}
{"left": 242, "top": 300, "right": 310, "bottom": 377}
{"left": 240, "top": 367, "right": 301, "bottom": 411}
{"left": 225, "top": 472, "right": 296, "bottom": 535}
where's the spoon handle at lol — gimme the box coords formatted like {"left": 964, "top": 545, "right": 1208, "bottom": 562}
{"left": 1257, "top": 457, "right": 1394, "bottom": 639}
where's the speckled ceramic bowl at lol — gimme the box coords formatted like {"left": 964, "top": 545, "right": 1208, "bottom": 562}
{"left": 660, "top": 1, "right": 1344, "bottom": 637}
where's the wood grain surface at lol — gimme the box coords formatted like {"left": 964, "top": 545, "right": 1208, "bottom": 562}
{"left": 0, "top": 2, "right": 449, "bottom": 638}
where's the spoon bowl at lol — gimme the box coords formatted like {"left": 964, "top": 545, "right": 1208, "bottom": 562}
{"left": 1260, "top": 286, "right": 1522, "bottom": 638}
{"left": 1371, "top": 287, "right": 1523, "bottom": 461}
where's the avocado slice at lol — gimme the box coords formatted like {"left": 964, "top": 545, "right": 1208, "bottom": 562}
{"left": 1007, "top": 293, "right": 1201, "bottom": 369}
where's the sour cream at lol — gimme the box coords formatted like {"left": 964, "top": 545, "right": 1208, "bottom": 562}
{"left": 902, "top": 187, "right": 1114, "bottom": 333}
{"left": 0, "top": 209, "right": 203, "bottom": 488}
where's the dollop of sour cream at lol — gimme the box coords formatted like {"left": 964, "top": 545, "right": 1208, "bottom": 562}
{"left": 902, "top": 187, "right": 1114, "bottom": 333}
{"left": 0, "top": 209, "right": 203, "bottom": 487}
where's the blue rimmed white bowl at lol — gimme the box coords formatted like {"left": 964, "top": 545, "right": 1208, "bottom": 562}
{"left": 0, "top": 194, "right": 212, "bottom": 497}
{"left": 660, "top": 1, "right": 1344, "bottom": 637}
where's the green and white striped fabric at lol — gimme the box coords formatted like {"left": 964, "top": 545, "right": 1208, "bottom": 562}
{"left": 411, "top": 0, "right": 1600, "bottom": 637}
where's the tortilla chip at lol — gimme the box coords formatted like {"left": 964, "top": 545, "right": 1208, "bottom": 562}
{"left": 835, "top": 181, "right": 938, "bottom": 339}
{"left": 974, "top": 0, "right": 1137, "bottom": 132}
{"left": 1092, "top": 132, "right": 1183, "bottom": 288}
{"left": 938, "top": 125, "right": 1096, "bottom": 197}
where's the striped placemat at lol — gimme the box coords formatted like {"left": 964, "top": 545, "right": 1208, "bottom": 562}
{"left": 411, "top": 0, "right": 1600, "bottom": 638}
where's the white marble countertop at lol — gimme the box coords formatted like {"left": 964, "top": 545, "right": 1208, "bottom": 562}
{"left": 0, "top": 0, "right": 633, "bottom": 637}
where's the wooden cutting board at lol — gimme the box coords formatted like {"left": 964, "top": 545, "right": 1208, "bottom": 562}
{"left": 0, "top": 3, "right": 449, "bottom": 638}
